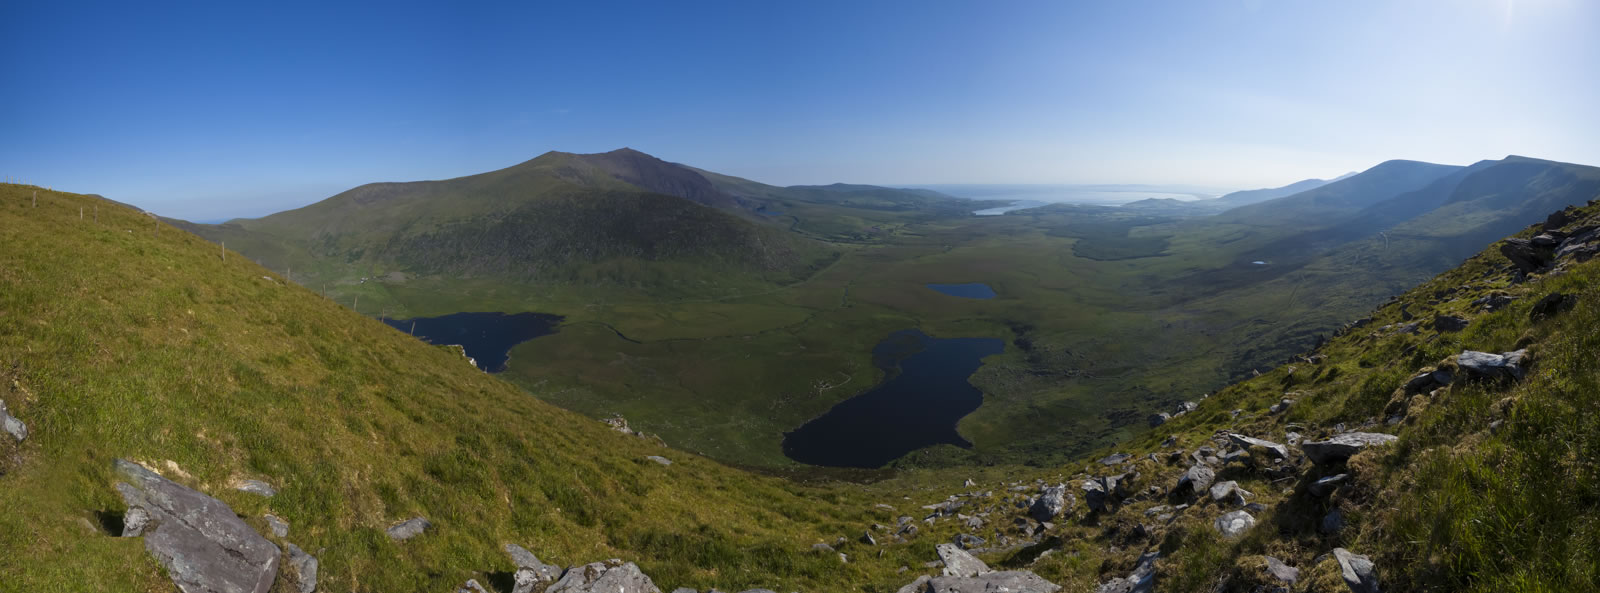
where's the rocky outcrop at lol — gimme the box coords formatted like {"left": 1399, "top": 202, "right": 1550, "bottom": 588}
{"left": 1333, "top": 548, "right": 1379, "bottom": 593}
{"left": 112, "top": 459, "right": 281, "bottom": 593}
{"left": 0, "top": 398, "right": 25, "bottom": 442}
{"left": 1094, "top": 551, "right": 1158, "bottom": 593}
{"left": 646, "top": 455, "right": 672, "bottom": 465}
{"left": 899, "top": 571, "right": 1061, "bottom": 593}
{"left": 1174, "top": 464, "right": 1214, "bottom": 497}
{"left": 546, "top": 560, "right": 662, "bottom": 593}
{"left": 1265, "top": 556, "right": 1298, "bottom": 586}
{"left": 1456, "top": 350, "right": 1529, "bottom": 381}
{"left": 1402, "top": 368, "right": 1453, "bottom": 395}
{"left": 386, "top": 517, "right": 431, "bottom": 541}
{"left": 1302, "top": 433, "right": 1398, "bottom": 465}
{"left": 1227, "top": 433, "right": 1288, "bottom": 460}
{"left": 1500, "top": 238, "right": 1551, "bottom": 275}
{"left": 507, "top": 543, "right": 563, "bottom": 592}
{"left": 936, "top": 543, "right": 989, "bottom": 577}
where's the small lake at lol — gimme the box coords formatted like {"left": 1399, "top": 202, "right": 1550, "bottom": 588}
{"left": 383, "top": 312, "right": 563, "bottom": 373}
{"left": 973, "top": 200, "right": 1048, "bottom": 216}
{"left": 927, "top": 283, "right": 996, "bottom": 299}
{"left": 781, "top": 330, "right": 1005, "bottom": 468}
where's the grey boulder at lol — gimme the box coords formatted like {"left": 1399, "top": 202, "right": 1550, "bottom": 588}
{"left": 1094, "top": 551, "right": 1158, "bottom": 593}
{"left": 113, "top": 459, "right": 281, "bottom": 593}
{"left": 936, "top": 542, "right": 990, "bottom": 577}
{"left": 286, "top": 543, "right": 319, "bottom": 593}
{"left": 1030, "top": 484, "right": 1070, "bottom": 521}
{"left": 0, "top": 398, "right": 25, "bottom": 442}
{"left": 1432, "top": 314, "right": 1469, "bottom": 332}
{"left": 1302, "top": 432, "right": 1398, "bottom": 465}
{"left": 546, "top": 561, "right": 662, "bottom": 593}
{"left": 900, "top": 571, "right": 1062, "bottom": 593}
{"left": 646, "top": 455, "right": 672, "bottom": 466}
{"left": 1214, "top": 510, "right": 1255, "bottom": 538}
{"left": 264, "top": 514, "right": 289, "bottom": 538}
{"left": 385, "top": 517, "right": 431, "bottom": 541}
{"left": 1227, "top": 433, "right": 1288, "bottom": 460}
{"left": 1333, "top": 548, "right": 1379, "bottom": 593}
{"left": 1175, "top": 464, "right": 1215, "bottom": 496}
{"left": 1265, "top": 556, "right": 1297, "bottom": 585}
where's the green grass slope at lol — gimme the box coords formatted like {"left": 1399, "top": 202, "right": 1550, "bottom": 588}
{"left": 0, "top": 183, "right": 948, "bottom": 592}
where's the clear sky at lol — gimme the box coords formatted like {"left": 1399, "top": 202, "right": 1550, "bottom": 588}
{"left": 3, "top": 0, "right": 1597, "bottom": 220}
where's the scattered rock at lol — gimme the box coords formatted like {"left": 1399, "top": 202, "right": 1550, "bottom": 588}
{"left": 645, "top": 455, "right": 672, "bottom": 466}
{"left": 1227, "top": 433, "right": 1288, "bottom": 460}
{"left": 1473, "top": 293, "right": 1517, "bottom": 312}
{"left": 1432, "top": 314, "right": 1469, "bottom": 332}
{"left": 1099, "top": 453, "right": 1132, "bottom": 465}
{"left": 898, "top": 571, "right": 1061, "bottom": 593}
{"left": 953, "top": 533, "right": 985, "bottom": 550}
{"left": 264, "top": 514, "right": 289, "bottom": 538}
{"left": 963, "top": 478, "right": 976, "bottom": 487}
{"left": 1403, "top": 368, "right": 1454, "bottom": 395}
{"left": 1308, "top": 474, "right": 1349, "bottom": 497}
{"left": 457, "top": 579, "right": 490, "bottom": 593}
{"left": 0, "top": 398, "right": 25, "bottom": 442}
{"left": 1530, "top": 292, "right": 1577, "bottom": 320}
{"left": 1302, "top": 432, "right": 1399, "bottom": 465}
{"left": 507, "top": 544, "right": 563, "bottom": 591}
{"left": 1214, "top": 510, "right": 1255, "bottom": 538}
{"left": 1148, "top": 413, "right": 1170, "bottom": 428}
{"left": 1456, "top": 350, "right": 1530, "bottom": 381}
{"left": 1333, "top": 548, "right": 1379, "bottom": 593}
{"left": 1321, "top": 508, "right": 1344, "bottom": 534}
{"left": 385, "top": 517, "right": 431, "bottom": 541}
{"left": 1094, "top": 550, "right": 1159, "bottom": 593}
{"left": 1269, "top": 399, "right": 1293, "bottom": 414}
{"left": 234, "top": 479, "right": 277, "bottom": 498}
{"left": 1208, "top": 481, "right": 1251, "bottom": 505}
{"left": 286, "top": 543, "right": 319, "bottom": 593}
{"left": 122, "top": 506, "right": 151, "bottom": 537}
{"left": 1265, "top": 556, "right": 1298, "bottom": 585}
{"left": 1030, "top": 484, "right": 1070, "bottom": 521}
{"left": 113, "top": 459, "right": 281, "bottom": 593}
{"left": 602, "top": 415, "right": 636, "bottom": 436}
{"left": 811, "top": 543, "right": 836, "bottom": 553}
{"left": 1175, "top": 464, "right": 1215, "bottom": 497}
{"left": 546, "top": 561, "right": 662, "bottom": 593}
{"left": 936, "top": 543, "right": 990, "bottom": 577}
{"left": 1082, "top": 479, "right": 1110, "bottom": 513}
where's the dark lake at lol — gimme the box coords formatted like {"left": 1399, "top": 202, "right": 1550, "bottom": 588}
{"left": 383, "top": 312, "right": 563, "bottom": 373}
{"left": 781, "top": 330, "right": 1004, "bottom": 468}
{"left": 926, "top": 283, "right": 996, "bottom": 299}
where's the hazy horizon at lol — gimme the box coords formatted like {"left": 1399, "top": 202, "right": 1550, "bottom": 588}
{"left": 3, "top": 0, "right": 1596, "bottom": 220}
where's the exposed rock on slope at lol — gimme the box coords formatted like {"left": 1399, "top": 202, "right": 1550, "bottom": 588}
{"left": 113, "top": 459, "right": 281, "bottom": 593}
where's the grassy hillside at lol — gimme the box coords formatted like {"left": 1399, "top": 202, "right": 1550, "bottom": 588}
{"left": 0, "top": 183, "right": 951, "bottom": 592}
{"left": 183, "top": 150, "right": 840, "bottom": 307}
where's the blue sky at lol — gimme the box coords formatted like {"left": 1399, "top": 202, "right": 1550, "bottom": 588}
{"left": 2, "top": 0, "right": 1596, "bottom": 220}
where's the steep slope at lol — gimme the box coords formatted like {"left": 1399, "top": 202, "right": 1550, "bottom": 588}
{"left": 1215, "top": 159, "right": 1462, "bottom": 225}
{"left": 1212, "top": 176, "right": 1334, "bottom": 208}
{"left": 0, "top": 184, "right": 934, "bottom": 592}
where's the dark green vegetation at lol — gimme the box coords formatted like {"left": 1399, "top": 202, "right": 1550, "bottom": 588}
{"left": 190, "top": 151, "right": 1600, "bottom": 473}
